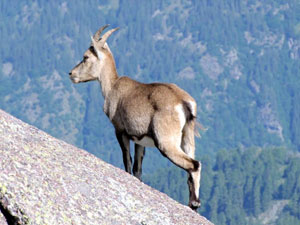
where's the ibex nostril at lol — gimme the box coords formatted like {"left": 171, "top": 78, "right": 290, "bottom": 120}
{"left": 69, "top": 72, "right": 72, "bottom": 76}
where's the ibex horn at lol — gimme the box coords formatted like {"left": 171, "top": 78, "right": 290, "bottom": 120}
{"left": 93, "top": 24, "right": 110, "bottom": 41}
{"left": 99, "top": 27, "right": 120, "bottom": 46}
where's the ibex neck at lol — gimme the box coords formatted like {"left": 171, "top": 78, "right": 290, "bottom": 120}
{"left": 98, "top": 65, "right": 118, "bottom": 99}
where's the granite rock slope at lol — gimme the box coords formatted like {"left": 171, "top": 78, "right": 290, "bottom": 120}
{"left": 0, "top": 109, "right": 213, "bottom": 225}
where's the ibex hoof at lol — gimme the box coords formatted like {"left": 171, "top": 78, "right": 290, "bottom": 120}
{"left": 189, "top": 199, "right": 201, "bottom": 211}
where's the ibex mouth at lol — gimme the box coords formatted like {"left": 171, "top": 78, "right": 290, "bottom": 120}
{"left": 69, "top": 76, "right": 79, "bottom": 84}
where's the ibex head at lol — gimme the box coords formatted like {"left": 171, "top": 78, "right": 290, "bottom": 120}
{"left": 69, "top": 25, "right": 119, "bottom": 83}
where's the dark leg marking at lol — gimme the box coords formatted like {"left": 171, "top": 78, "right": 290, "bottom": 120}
{"left": 116, "top": 132, "right": 132, "bottom": 173}
{"left": 133, "top": 144, "right": 145, "bottom": 181}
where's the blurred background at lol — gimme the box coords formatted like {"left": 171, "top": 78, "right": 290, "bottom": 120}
{"left": 1, "top": 1, "right": 300, "bottom": 224}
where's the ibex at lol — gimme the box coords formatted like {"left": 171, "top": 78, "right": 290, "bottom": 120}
{"left": 69, "top": 25, "right": 201, "bottom": 210}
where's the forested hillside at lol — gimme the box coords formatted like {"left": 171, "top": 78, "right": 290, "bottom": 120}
{"left": 1, "top": 1, "right": 300, "bottom": 224}
{"left": 145, "top": 147, "right": 300, "bottom": 224}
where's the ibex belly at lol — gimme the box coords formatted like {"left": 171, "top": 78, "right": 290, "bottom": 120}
{"left": 132, "top": 136, "right": 156, "bottom": 147}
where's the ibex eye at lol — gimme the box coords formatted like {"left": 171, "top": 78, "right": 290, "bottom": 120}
{"left": 83, "top": 56, "right": 88, "bottom": 62}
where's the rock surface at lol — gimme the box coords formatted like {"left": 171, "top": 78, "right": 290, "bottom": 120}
{"left": 0, "top": 109, "right": 213, "bottom": 225}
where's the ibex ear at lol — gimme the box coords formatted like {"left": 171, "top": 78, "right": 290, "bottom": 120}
{"left": 90, "top": 36, "right": 105, "bottom": 60}
{"left": 91, "top": 36, "right": 98, "bottom": 48}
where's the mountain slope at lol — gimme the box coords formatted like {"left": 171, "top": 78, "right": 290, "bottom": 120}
{"left": 0, "top": 109, "right": 212, "bottom": 225}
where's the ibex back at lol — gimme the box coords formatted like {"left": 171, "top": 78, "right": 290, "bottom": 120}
{"left": 69, "top": 25, "right": 201, "bottom": 210}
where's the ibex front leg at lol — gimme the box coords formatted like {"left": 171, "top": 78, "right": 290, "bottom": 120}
{"left": 133, "top": 144, "right": 145, "bottom": 180}
{"left": 116, "top": 133, "right": 132, "bottom": 173}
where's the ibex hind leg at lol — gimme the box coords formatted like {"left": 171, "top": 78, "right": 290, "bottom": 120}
{"left": 153, "top": 111, "right": 201, "bottom": 210}
{"left": 158, "top": 142, "right": 201, "bottom": 210}
{"left": 187, "top": 163, "right": 201, "bottom": 210}
{"left": 154, "top": 131, "right": 201, "bottom": 209}
{"left": 181, "top": 120, "right": 196, "bottom": 158}
{"left": 181, "top": 120, "right": 201, "bottom": 210}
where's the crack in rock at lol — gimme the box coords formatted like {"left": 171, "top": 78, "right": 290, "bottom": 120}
{"left": 0, "top": 192, "right": 29, "bottom": 225}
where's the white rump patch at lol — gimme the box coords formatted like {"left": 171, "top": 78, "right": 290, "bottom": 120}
{"left": 175, "top": 104, "right": 186, "bottom": 131}
{"left": 133, "top": 136, "right": 155, "bottom": 148}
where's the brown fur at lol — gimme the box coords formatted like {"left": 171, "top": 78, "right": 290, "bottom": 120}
{"left": 69, "top": 25, "right": 202, "bottom": 210}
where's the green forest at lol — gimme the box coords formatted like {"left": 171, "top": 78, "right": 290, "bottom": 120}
{"left": 145, "top": 147, "right": 300, "bottom": 224}
{"left": 1, "top": 0, "right": 300, "bottom": 224}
